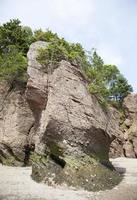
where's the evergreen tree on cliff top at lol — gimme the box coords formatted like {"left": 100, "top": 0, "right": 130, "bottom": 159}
{"left": 87, "top": 50, "right": 133, "bottom": 103}
{"left": 0, "top": 19, "right": 32, "bottom": 84}
{"left": 0, "top": 19, "right": 133, "bottom": 103}
{"left": 0, "top": 19, "right": 33, "bottom": 54}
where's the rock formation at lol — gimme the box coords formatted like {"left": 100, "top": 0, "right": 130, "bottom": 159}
{"left": 122, "top": 94, "right": 137, "bottom": 158}
{"left": 0, "top": 82, "right": 34, "bottom": 165}
{"left": 25, "top": 41, "right": 122, "bottom": 190}
{"left": 26, "top": 42, "right": 120, "bottom": 157}
{"left": 0, "top": 41, "right": 124, "bottom": 190}
{"left": 109, "top": 93, "right": 137, "bottom": 159}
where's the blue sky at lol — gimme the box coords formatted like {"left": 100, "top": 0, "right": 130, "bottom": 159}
{"left": 0, "top": 0, "right": 137, "bottom": 91}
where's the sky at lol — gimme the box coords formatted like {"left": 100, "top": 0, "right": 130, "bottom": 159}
{"left": 0, "top": 0, "right": 137, "bottom": 91}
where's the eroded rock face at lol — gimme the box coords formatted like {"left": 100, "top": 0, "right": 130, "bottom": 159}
{"left": 0, "top": 41, "right": 124, "bottom": 190}
{"left": 26, "top": 41, "right": 48, "bottom": 121}
{"left": 26, "top": 42, "right": 122, "bottom": 160}
{"left": 0, "top": 82, "right": 34, "bottom": 165}
{"left": 123, "top": 94, "right": 137, "bottom": 119}
{"left": 122, "top": 94, "right": 137, "bottom": 158}
{"left": 25, "top": 41, "right": 122, "bottom": 190}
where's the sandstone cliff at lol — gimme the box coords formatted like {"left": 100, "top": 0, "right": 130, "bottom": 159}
{"left": 122, "top": 94, "right": 137, "bottom": 158}
{"left": 26, "top": 42, "right": 121, "bottom": 159}
{"left": 0, "top": 81, "right": 34, "bottom": 165}
{"left": 0, "top": 41, "right": 125, "bottom": 190}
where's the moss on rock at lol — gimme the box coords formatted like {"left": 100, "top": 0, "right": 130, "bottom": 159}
{"left": 47, "top": 141, "right": 64, "bottom": 157}
{"left": 0, "top": 154, "right": 22, "bottom": 166}
{"left": 29, "top": 152, "right": 47, "bottom": 165}
{"left": 31, "top": 154, "right": 122, "bottom": 191}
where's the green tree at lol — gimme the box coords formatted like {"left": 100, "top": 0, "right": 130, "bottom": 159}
{"left": 0, "top": 45, "right": 27, "bottom": 84}
{"left": 0, "top": 19, "right": 132, "bottom": 103}
{"left": 92, "top": 50, "right": 104, "bottom": 70}
{"left": 86, "top": 50, "right": 107, "bottom": 101}
{"left": 68, "top": 43, "right": 87, "bottom": 67}
{"left": 0, "top": 19, "right": 33, "bottom": 54}
{"left": 110, "top": 74, "right": 133, "bottom": 100}
{"left": 86, "top": 50, "right": 133, "bottom": 103}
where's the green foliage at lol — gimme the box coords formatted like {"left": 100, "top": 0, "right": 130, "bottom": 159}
{"left": 0, "top": 19, "right": 33, "bottom": 54}
{"left": 110, "top": 74, "right": 133, "bottom": 100}
{"left": 86, "top": 50, "right": 133, "bottom": 104}
{"left": 37, "top": 34, "right": 132, "bottom": 104}
{"left": 0, "top": 19, "right": 33, "bottom": 84}
{"left": 0, "top": 45, "right": 27, "bottom": 84}
{"left": 0, "top": 19, "right": 133, "bottom": 104}
{"left": 33, "top": 28, "right": 88, "bottom": 68}
{"left": 37, "top": 41, "right": 68, "bottom": 68}
{"left": 33, "top": 29, "right": 59, "bottom": 42}
{"left": 37, "top": 33, "right": 88, "bottom": 69}
{"left": 91, "top": 50, "right": 104, "bottom": 70}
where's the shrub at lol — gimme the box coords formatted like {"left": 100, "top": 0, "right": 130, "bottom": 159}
{"left": 0, "top": 45, "right": 27, "bottom": 85}
{"left": 37, "top": 40, "right": 69, "bottom": 69}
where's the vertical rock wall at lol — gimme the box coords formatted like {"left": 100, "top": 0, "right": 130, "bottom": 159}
{"left": 0, "top": 82, "right": 34, "bottom": 165}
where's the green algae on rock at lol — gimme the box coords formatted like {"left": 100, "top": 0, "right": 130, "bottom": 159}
{"left": 31, "top": 154, "right": 122, "bottom": 191}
